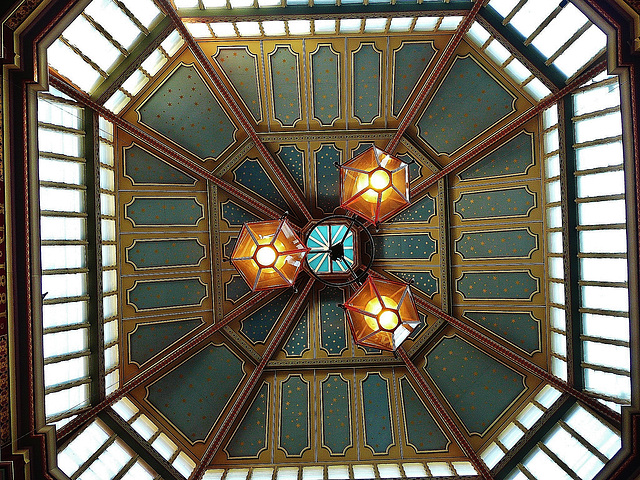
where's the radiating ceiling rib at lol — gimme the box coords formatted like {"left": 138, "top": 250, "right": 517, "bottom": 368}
{"left": 397, "top": 347, "right": 494, "bottom": 480}
{"left": 386, "top": 0, "right": 484, "bottom": 153}
{"left": 48, "top": 73, "right": 281, "bottom": 220}
{"left": 155, "top": 0, "right": 314, "bottom": 222}
{"left": 56, "top": 289, "right": 273, "bottom": 441}
{"left": 413, "top": 296, "right": 623, "bottom": 429}
{"left": 410, "top": 58, "right": 607, "bottom": 198}
{"left": 190, "top": 278, "right": 315, "bottom": 480}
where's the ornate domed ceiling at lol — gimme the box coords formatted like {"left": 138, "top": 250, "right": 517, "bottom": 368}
{"left": 24, "top": 0, "right": 636, "bottom": 478}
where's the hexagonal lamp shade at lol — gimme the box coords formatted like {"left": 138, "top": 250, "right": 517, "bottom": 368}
{"left": 344, "top": 276, "right": 420, "bottom": 351}
{"left": 339, "top": 146, "right": 410, "bottom": 224}
{"left": 231, "top": 219, "right": 309, "bottom": 291}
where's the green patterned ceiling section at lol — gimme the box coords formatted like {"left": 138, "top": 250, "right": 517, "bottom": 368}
{"left": 129, "top": 317, "right": 204, "bottom": 367}
{"left": 315, "top": 144, "right": 342, "bottom": 213}
{"left": 240, "top": 292, "right": 290, "bottom": 345}
{"left": 224, "top": 382, "right": 270, "bottom": 459}
{"left": 124, "top": 144, "right": 196, "bottom": 185}
{"left": 457, "top": 271, "right": 539, "bottom": 301}
{"left": 321, "top": 374, "right": 352, "bottom": 455}
{"left": 124, "top": 197, "right": 205, "bottom": 227}
{"left": 283, "top": 307, "right": 310, "bottom": 357}
{"left": 352, "top": 44, "right": 382, "bottom": 124}
{"left": 277, "top": 145, "right": 306, "bottom": 192}
{"left": 137, "top": 64, "right": 237, "bottom": 160}
{"left": 459, "top": 131, "right": 534, "bottom": 181}
{"left": 233, "top": 157, "right": 290, "bottom": 212}
{"left": 454, "top": 186, "right": 536, "bottom": 220}
{"left": 214, "top": 46, "right": 262, "bottom": 123}
{"left": 269, "top": 46, "right": 302, "bottom": 127}
{"left": 393, "top": 41, "right": 437, "bottom": 116}
{"left": 455, "top": 228, "right": 538, "bottom": 260}
{"left": 361, "top": 373, "right": 394, "bottom": 455}
{"left": 279, "top": 375, "right": 311, "bottom": 457}
{"left": 463, "top": 311, "right": 541, "bottom": 355}
{"left": 126, "top": 238, "right": 206, "bottom": 269}
{"left": 220, "top": 199, "right": 261, "bottom": 228}
{"left": 310, "top": 45, "right": 341, "bottom": 126}
{"left": 127, "top": 277, "right": 208, "bottom": 311}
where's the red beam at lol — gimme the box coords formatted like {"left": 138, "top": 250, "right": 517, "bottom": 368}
{"left": 410, "top": 58, "right": 608, "bottom": 197}
{"left": 386, "top": 0, "right": 484, "bottom": 153}
{"left": 48, "top": 73, "right": 282, "bottom": 220}
{"left": 190, "top": 278, "right": 315, "bottom": 480}
{"left": 413, "top": 296, "right": 622, "bottom": 427}
{"left": 155, "top": 0, "right": 313, "bottom": 222}
{"left": 397, "top": 348, "right": 493, "bottom": 480}
{"left": 57, "top": 289, "right": 273, "bottom": 440}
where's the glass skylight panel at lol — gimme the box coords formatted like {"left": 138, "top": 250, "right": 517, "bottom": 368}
{"left": 544, "top": 426, "right": 604, "bottom": 479}
{"left": 427, "top": 463, "right": 453, "bottom": 476}
{"left": 565, "top": 406, "right": 621, "bottom": 458}
{"left": 289, "top": 19, "right": 311, "bottom": 35}
{"left": 577, "top": 170, "right": 624, "bottom": 198}
{"left": 554, "top": 24, "right": 607, "bottom": 77}
{"left": 581, "top": 285, "right": 629, "bottom": 312}
{"left": 119, "top": 0, "right": 162, "bottom": 29}
{"left": 498, "top": 422, "right": 525, "bottom": 449}
{"left": 388, "top": 17, "right": 413, "bottom": 32}
{"left": 504, "top": 58, "right": 532, "bottom": 84}
{"left": 173, "top": 453, "right": 196, "bottom": 478}
{"left": 104, "top": 90, "right": 130, "bottom": 114}
{"left": 523, "top": 77, "right": 551, "bottom": 101}
{"left": 401, "top": 464, "right": 427, "bottom": 478}
{"left": 485, "top": 39, "right": 511, "bottom": 65}
{"left": 41, "top": 244, "right": 86, "bottom": 270}
{"left": 151, "top": 433, "right": 178, "bottom": 460}
{"left": 480, "top": 442, "right": 504, "bottom": 469}
{"left": 38, "top": 97, "right": 82, "bottom": 129}
{"left": 438, "top": 16, "right": 463, "bottom": 31}
{"left": 252, "top": 468, "right": 275, "bottom": 480}
{"left": 584, "top": 369, "right": 631, "bottom": 400}
{"left": 161, "top": 30, "right": 185, "bottom": 57}
{"left": 58, "top": 421, "right": 110, "bottom": 475}
{"left": 120, "top": 462, "right": 156, "bottom": 480}
{"left": 574, "top": 82, "right": 620, "bottom": 116}
{"left": 186, "top": 22, "right": 213, "bottom": 38}
{"left": 531, "top": 4, "right": 588, "bottom": 58}
{"left": 574, "top": 111, "right": 622, "bottom": 144}
{"left": 39, "top": 159, "right": 84, "bottom": 186}
{"left": 84, "top": 440, "right": 132, "bottom": 479}
{"left": 263, "top": 20, "right": 286, "bottom": 36}
{"left": 237, "top": 21, "right": 261, "bottom": 36}
{"left": 377, "top": 464, "right": 402, "bottom": 478}
{"left": 451, "top": 463, "right": 476, "bottom": 476}
{"left": 466, "top": 22, "right": 490, "bottom": 46}
{"left": 339, "top": 18, "right": 361, "bottom": 34}
{"left": 524, "top": 448, "right": 573, "bottom": 480}
{"left": 44, "top": 356, "right": 88, "bottom": 387}
{"left": 314, "top": 20, "right": 336, "bottom": 34}
{"left": 43, "top": 329, "right": 88, "bottom": 358}
{"left": 227, "top": 468, "right": 250, "bottom": 480}
{"left": 583, "top": 341, "right": 630, "bottom": 371}
{"left": 327, "top": 466, "right": 349, "bottom": 479}
{"left": 45, "top": 384, "right": 89, "bottom": 418}
{"left": 510, "top": 0, "right": 561, "bottom": 37}
{"left": 84, "top": 0, "right": 142, "bottom": 50}
{"left": 210, "top": 22, "right": 238, "bottom": 37}
{"left": 204, "top": 0, "right": 228, "bottom": 6}
{"left": 287, "top": 0, "right": 308, "bottom": 4}
{"left": 413, "top": 16, "right": 439, "bottom": 32}
{"left": 131, "top": 415, "right": 158, "bottom": 441}
{"left": 205, "top": 470, "right": 227, "bottom": 480}
{"left": 352, "top": 465, "right": 375, "bottom": 479}
{"left": 487, "top": 0, "right": 519, "bottom": 17}
{"left": 230, "top": 0, "right": 255, "bottom": 8}
{"left": 48, "top": 39, "right": 103, "bottom": 93}
{"left": 583, "top": 313, "right": 630, "bottom": 341}
{"left": 364, "top": 18, "right": 388, "bottom": 33}
{"left": 258, "top": 0, "right": 281, "bottom": 6}
{"left": 174, "top": 0, "right": 199, "bottom": 6}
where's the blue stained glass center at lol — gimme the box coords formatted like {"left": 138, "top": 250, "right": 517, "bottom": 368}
{"left": 307, "top": 223, "right": 355, "bottom": 274}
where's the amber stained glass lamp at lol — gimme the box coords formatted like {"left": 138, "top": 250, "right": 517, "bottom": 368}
{"left": 339, "top": 146, "right": 410, "bottom": 225}
{"left": 343, "top": 276, "right": 420, "bottom": 351}
{"left": 231, "top": 219, "right": 309, "bottom": 291}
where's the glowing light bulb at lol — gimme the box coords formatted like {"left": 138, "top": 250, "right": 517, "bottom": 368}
{"left": 255, "top": 245, "right": 277, "bottom": 267}
{"left": 378, "top": 310, "right": 399, "bottom": 330}
{"left": 369, "top": 170, "right": 390, "bottom": 191}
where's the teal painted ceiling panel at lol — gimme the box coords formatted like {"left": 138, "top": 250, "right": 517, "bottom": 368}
{"left": 233, "top": 158, "right": 290, "bottom": 211}
{"left": 454, "top": 187, "right": 536, "bottom": 220}
{"left": 283, "top": 307, "right": 309, "bottom": 357}
{"left": 138, "top": 64, "right": 236, "bottom": 159}
{"left": 225, "top": 275, "right": 251, "bottom": 304}
{"left": 460, "top": 131, "right": 534, "bottom": 180}
{"left": 455, "top": 228, "right": 538, "bottom": 259}
{"left": 127, "top": 277, "right": 207, "bottom": 311}
{"left": 417, "top": 55, "right": 516, "bottom": 155}
{"left": 457, "top": 271, "right": 539, "bottom": 301}
{"left": 374, "top": 233, "right": 437, "bottom": 260}
{"left": 214, "top": 47, "right": 262, "bottom": 122}
{"left": 129, "top": 318, "right": 203, "bottom": 366}
{"left": 353, "top": 44, "right": 381, "bottom": 124}
{"left": 125, "top": 197, "right": 204, "bottom": 227}
{"left": 321, "top": 374, "right": 352, "bottom": 455}
{"left": 278, "top": 145, "right": 306, "bottom": 192}
{"left": 225, "top": 383, "right": 270, "bottom": 459}
{"left": 279, "top": 375, "right": 310, "bottom": 457}
{"left": 361, "top": 373, "right": 394, "bottom": 454}
{"left": 315, "top": 144, "right": 341, "bottom": 213}
{"left": 463, "top": 311, "right": 541, "bottom": 354}
{"left": 221, "top": 199, "right": 261, "bottom": 227}
{"left": 126, "top": 238, "right": 205, "bottom": 269}
{"left": 399, "top": 377, "right": 449, "bottom": 452}
{"left": 240, "top": 292, "right": 290, "bottom": 344}
{"left": 319, "top": 288, "right": 347, "bottom": 355}
{"left": 424, "top": 336, "right": 526, "bottom": 435}
{"left": 389, "top": 271, "right": 438, "bottom": 297}
{"left": 388, "top": 194, "right": 435, "bottom": 223}
{"left": 147, "top": 343, "right": 245, "bottom": 442}
{"left": 311, "top": 45, "right": 340, "bottom": 126}
{"left": 269, "top": 46, "right": 302, "bottom": 126}
{"left": 393, "top": 42, "right": 436, "bottom": 116}
{"left": 124, "top": 144, "right": 195, "bottom": 185}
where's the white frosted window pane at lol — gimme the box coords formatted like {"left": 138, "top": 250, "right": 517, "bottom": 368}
{"left": 99, "top": 117, "right": 113, "bottom": 141}
{"left": 205, "top": 470, "right": 227, "bottom": 480}
{"left": 532, "top": 3, "right": 588, "bottom": 58}
{"left": 579, "top": 229, "right": 627, "bottom": 253}
{"left": 498, "top": 423, "right": 525, "bottom": 449}
{"left": 120, "top": 461, "right": 155, "bottom": 480}
{"left": 584, "top": 369, "right": 631, "bottom": 400}
{"left": 105, "top": 371, "right": 119, "bottom": 394}
{"left": 45, "top": 383, "right": 89, "bottom": 418}
{"left": 580, "top": 258, "right": 627, "bottom": 283}
{"left": 104, "top": 90, "right": 130, "bottom": 114}
{"left": 536, "top": 385, "right": 562, "bottom": 408}
{"left": 524, "top": 447, "right": 572, "bottom": 480}
{"left": 352, "top": 465, "right": 375, "bottom": 479}
{"left": 452, "top": 463, "right": 476, "bottom": 476}
{"left": 151, "top": 433, "right": 178, "bottom": 460}
{"left": 426, "top": 463, "right": 453, "bottom": 476}
{"left": 42, "top": 272, "right": 87, "bottom": 299}
{"left": 112, "top": 397, "right": 138, "bottom": 421}
{"left": 552, "top": 357, "right": 568, "bottom": 381}
{"left": 377, "top": 464, "right": 402, "bottom": 478}
{"left": 105, "top": 344, "right": 119, "bottom": 369}
{"left": 548, "top": 231, "right": 563, "bottom": 254}
{"left": 510, "top": 0, "right": 561, "bottom": 37}
{"left": 121, "top": 69, "right": 149, "bottom": 96}
{"left": 100, "top": 168, "right": 115, "bottom": 191}
{"left": 39, "top": 158, "right": 84, "bottom": 185}
{"left": 100, "top": 141, "right": 114, "bottom": 166}
{"left": 314, "top": 20, "right": 336, "bottom": 33}
{"left": 549, "top": 257, "right": 564, "bottom": 279}
{"left": 103, "top": 269, "right": 117, "bottom": 294}
{"left": 210, "top": 23, "right": 237, "bottom": 37}
{"left": 104, "top": 320, "right": 118, "bottom": 344}
{"left": 545, "top": 154, "right": 560, "bottom": 178}
{"left": 41, "top": 216, "right": 86, "bottom": 241}
{"left": 488, "top": 0, "right": 519, "bottom": 17}
{"left": 83, "top": 440, "right": 131, "bottom": 479}
{"left": 550, "top": 307, "right": 566, "bottom": 330}
{"left": 575, "top": 142, "right": 623, "bottom": 170}
{"left": 103, "top": 294, "right": 118, "bottom": 319}
{"left": 119, "top": 0, "right": 162, "bottom": 29}
{"left": 102, "top": 245, "right": 117, "bottom": 266}
{"left": 546, "top": 180, "right": 561, "bottom": 203}
{"left": 186, "top": 22, "right": 213, "bottom": 37}
{"left": 230, "top": 0, "right": 254, "bottom": 7}
{"left": 581, "top": 285, "right": 629, "bottom": 312}
{"left": 547, "top": 206, "right": 562, "bottom": 228}
{"left": 327, "top": 466, "right": 349, "bottom": 480}
{"left": 480, "top": 442, "right": 504, "bottom": 469}
{"left": 402, "top": 464, "right": 427, "bottom": 477}
{"left": 251, "top": 468, "right": 274, "bottom": 480}
{"left": 554, "top": 25, "right": 607, "bottom": 77}
{"left": 339, "top": 18, "right": 361, "bottom": 33}
{"left": 160, "top": 31, "right": 184, "bottom": 57}
{"left": 485, "top": 40, "right": 511, "bottom": 65}
{"left": 578, "top": 200, "right": 626, "bottom": 226}
{"left": 504, "top": 58, "right": 531, "bottom": 83}
{"left": 43, "top": 301, "right": 87, "bottom": 329}
{"left": 43, "top": 329, "right": 87, "bottom": 358}
{"left": 101, "top": 193, "right": 116, "bottom": 216}
{"left": 575, "top": 112, "right": 622, "bottom": 144}
{"left": 102, "top": 219, "right": 116, "bottom": 241}
{"left": 565, "top": 405, "right": 622, "bottom": 458}
{"left": 173, "top": 453, "right": 196, "bottom": 478}
{"left": 39, "top": 129, "right": 83, "bottom": 157}
{"left": 544, "top": 129, "right": 559, "bottom": 153}
{"left": 141, "top": 49, "right": 168, "bottom": 75}
{"left": 544, "top": 426, "right": 604, "bottom": 479}
{"left": 543, "top": 104, "right": 558, "bottom": 129}
{"left": 227, "top": 469, "right": 250, "bottom": 480}
{"left": 551, "top": 331, "right": 566, "bottom": 356}
{"left": 44, "top": 356, "right": 88, "bottom": 387}
{"left": 574, "top": 82, "right": 620, "bottom": 116}
{"left": 583, "top": 341, "right": 630, "bottom": 371}
{"left": 41, "top": 245, "right": 86, "bottom": 270}
{"left": 517, "top": 403, "right": 544, "bottom": 429}
{"left": 577, "top": 170, "right": 625, "bottom": 198}
{"left": 504, "top": 470, "right": 529, "bottom": 480}
{"left": 438, "top": 16, "right": 462, "bottom": 31}
{"left": 414, "top": 16, "right": 439, "bottom": 32}
{"left": 131, "top": 415, "right": 158, "bottom": 440}
{"left": 263, "top": 21, "right": 286, "bottom": 35}
{"left": 58, "top": 421, "right": 109, "bottom": 475}
{"left": 38, "top": 98, "right": 82, "bottom": 128}
{"left": 84, "top": 0, "right": 142, "bottom": 49}
{"left": 549, "top": 281, "right": 565, "bottom": 305}
{"left": 524, "top": 78, "right": 551, "bottom": 101}
{"left": 258, "top": 0, "right": 281, "bottom": 6}
{"left": 389, "top": 17, "right": 412, "bottom": 32}
{"left": 467, "top": 22, "right": 490, "bottom": 45}
{"left": 63, "top": 15, "right": 121, "bottom": 73}
{"left": 237, "top": 22, "right": 261, "bottom": 36}
{"left": 364, "top": 18, "right": 387, "bottom": 33}
{"left": 582, "top": 313, "right": 629, "bottom": 341}
{"left": 40, "top": 187, "right": 85, "bottom": 213}
{"left": 288, "top": 20, "right": 311, "bottom": 34}
{"left": 175, "top": 0, "right": 198, "bottom": 6}
{"left": 48, "top": 40, "right": 103, "bottom": 93}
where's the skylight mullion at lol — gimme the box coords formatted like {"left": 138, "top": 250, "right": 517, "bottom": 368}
{"left": 111, "top": 456, "right": 140, "bottom": 480}
{"left": 81, "top": 12, "right": 130, "bottom": 56}
{"left": 573, "top": 134, "right": 623, "bottom": 150}
{"left": 38, "top": 122, "right": 85, "bottom": 136}
{"left": 44, "top": 349, "right": 91, "bottom": 365}
{"left": 112, "top": 0, "right": 151, "bottom": 35}
{"left": 580, "top": 335, "right": 629, "bottom": 348}
{"left": 536, "top": 443, "right": 581, "bottom": 480}
{"left": 522, "top": 3, "right": 562, "bottom": 46}
{"left": 71, "top": 434, "right": 119, "bottom": 480}
{"left": 44, "top": 322, "right": 91, "bottom": 335}
{"left": 502, "top": 0, "right": 528, "bottom": 25}
{"left": 45, "top": 377, "right": 92, "bottom": 396}
{"left": 59, "top": 35, "right": 109, "bottom": 79}
{"left": 581, "top": 362, "right": 630, "bottom": 378}
{"left": 545, "top": 21, "right": 592, "bottom": 66}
